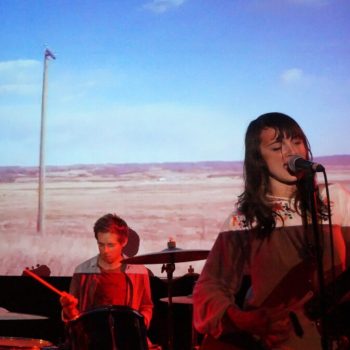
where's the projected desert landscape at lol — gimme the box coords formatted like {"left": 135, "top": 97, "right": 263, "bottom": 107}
{"left": 1, "top": 157, "right": 350, "bottom": 277}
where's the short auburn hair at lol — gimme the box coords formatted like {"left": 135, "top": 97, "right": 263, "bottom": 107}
{"left": 93, "top": 213, "right": 129, "bottom": 243}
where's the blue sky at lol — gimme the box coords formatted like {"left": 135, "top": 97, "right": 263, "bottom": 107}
{"left": 0, "top": 0, "right": 349, "bottom": 166}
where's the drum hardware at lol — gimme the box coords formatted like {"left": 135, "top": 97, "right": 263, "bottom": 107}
{"left": 121, "top": 244, "right": 209, "bottom": 265}
{"left": 22, "top": 264, "right": 51, "bottom": 277}
{"left": 0, "top": 336, "right": 53, "bottom": 349}
{"left": 67, "top": 305, "right": 148, "bottom": 350}
{"left": 160, "top": 294, "right": 201, "bottom": 350}
{"left": 0, "top": 311, "right": 48, "bottom": 321}
{"left": 159, "top": 295, "right": 193, "bottom": 305}
{"left": 122, "top": 240, "right": 209, "bottom": 350}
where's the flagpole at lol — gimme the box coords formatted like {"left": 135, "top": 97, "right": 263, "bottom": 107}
{"left": 37, "top": 49, "right": 55, "bottom": 234}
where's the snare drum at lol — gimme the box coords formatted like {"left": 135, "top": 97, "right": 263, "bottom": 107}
{"left": 67, "top": 305, "right": 148, "bottom": 350}
{"left": 0, "top": 336, "right": 54, "bottom": 349}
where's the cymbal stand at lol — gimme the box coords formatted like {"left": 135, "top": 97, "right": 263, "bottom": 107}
{"left": 161, "top": 262, "right": 175, "bottom": 350}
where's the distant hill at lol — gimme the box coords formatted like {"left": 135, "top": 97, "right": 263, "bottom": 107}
{"left": 0, "top": 155, "right": 349, "bottom": 183}
{"left": 314, "top": 154, "right": 350, "bottom": 166}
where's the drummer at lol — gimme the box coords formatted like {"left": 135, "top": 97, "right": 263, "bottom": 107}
{"left": 59, "top": 213, "right": 153, "bottom": 328}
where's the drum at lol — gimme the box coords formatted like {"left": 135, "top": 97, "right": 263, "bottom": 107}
{"left": 0, "top": 336, "right": 54, "bottom": 349}
{"left": 67, "top": 305, "right": 148, "bottom": 350}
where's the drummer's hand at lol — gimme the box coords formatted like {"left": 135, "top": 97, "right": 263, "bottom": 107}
{"left": 60, "top": 292, "right": 79, "bottom": 320}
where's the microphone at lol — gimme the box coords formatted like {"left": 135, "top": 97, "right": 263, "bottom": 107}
{"left": 288, "top": 155, "right": 325, "bottom": 173}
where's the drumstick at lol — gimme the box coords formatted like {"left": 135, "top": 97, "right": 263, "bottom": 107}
{"left": 23, "top": 268, "right": 64, "bottom": 297}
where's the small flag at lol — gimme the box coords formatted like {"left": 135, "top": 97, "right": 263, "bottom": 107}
{"left": 45, "top": 49, "right": 56, "bottom": 60}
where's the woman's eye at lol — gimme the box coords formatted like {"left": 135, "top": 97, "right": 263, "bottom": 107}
{"left": 292, "top": 137, "right": 303, "bottom": 145}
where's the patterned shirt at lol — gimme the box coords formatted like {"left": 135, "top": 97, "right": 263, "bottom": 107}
{"left": 193, "top": 183, "right": 350, "bottom": 349}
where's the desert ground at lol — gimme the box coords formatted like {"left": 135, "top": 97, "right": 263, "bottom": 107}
{"left": 1, "top": 161, "right": 350, "bottom": 277}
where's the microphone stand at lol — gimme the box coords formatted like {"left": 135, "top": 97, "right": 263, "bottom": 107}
{"left": 303, "top": 170, "right": 330, "bottom": 350}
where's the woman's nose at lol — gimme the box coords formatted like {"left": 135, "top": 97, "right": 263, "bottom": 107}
{"left": 282, "top": 140, "right": 297, "bottom": 156}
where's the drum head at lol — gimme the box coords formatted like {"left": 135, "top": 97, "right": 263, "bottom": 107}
{"left": 68, "top": 305, "right": 148, "bottom": 350}
{"left": 0, "top": 336, "right": 53, "bottom": 349}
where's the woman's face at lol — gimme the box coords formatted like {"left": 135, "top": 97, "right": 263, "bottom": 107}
{"left": 259, "top": 127, "right": 308, "bottom": 195}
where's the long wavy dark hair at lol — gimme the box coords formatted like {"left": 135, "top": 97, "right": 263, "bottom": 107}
{"left": 237, "top": 112, "right": 326, "bottom": 239}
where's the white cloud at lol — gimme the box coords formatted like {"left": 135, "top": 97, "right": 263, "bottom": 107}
{"left": 0, "top": 59, "right": 39, "bottom": 72}
{"left": 143, "top": 0, "right": 187, "bottom": 14}
{"left": 280, "top": 68, "right": 304, "bottom": 84}
{"left": 0, "top": 59, "right": 41, "bottom": 95}
{"left": 0, "top": 83, "right": 39, "bottom": 95}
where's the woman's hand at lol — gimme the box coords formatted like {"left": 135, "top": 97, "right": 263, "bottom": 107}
{"left": 226, "top": 305, "right": 293, "bottom": 348}
{"left": 60, "top": 291, "right": 79, "bottom": 320}
{"left": 226, "top": 291, "right": 313, "bottom": 347}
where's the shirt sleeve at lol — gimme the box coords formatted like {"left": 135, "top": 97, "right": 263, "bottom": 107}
{"left": 192, "top": 229, "right": 248, "bottom": 338}
{"left": 69, "top": 272, "right": 81, "bottom": 298}
{"left": 327, "top": 184, "right": 350, "bottom": 267}
{"left": 59, "top": 272, "right": 81, "bottom": 322}
{"left": 138, "top": 273, "right": 153, "bottom": 328}
{"left": 127, "top": 266, "right": 154, "bottom": 329}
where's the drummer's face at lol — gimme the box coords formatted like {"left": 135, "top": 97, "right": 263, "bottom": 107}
{"left": 97, "top": 232, "right": 127, "bottom": 265}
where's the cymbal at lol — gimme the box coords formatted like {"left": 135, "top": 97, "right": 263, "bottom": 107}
{"left": 0, "top": 311, "right": 48, "bottom": 321}
{"left": 0, "top": 337, "right": 53, "bottom": 348}
{"left": 160, "top": 295, "right": 193, "bottom": 305}
{"left": 122, "top": 247, "right": 209, "bottom": 265}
